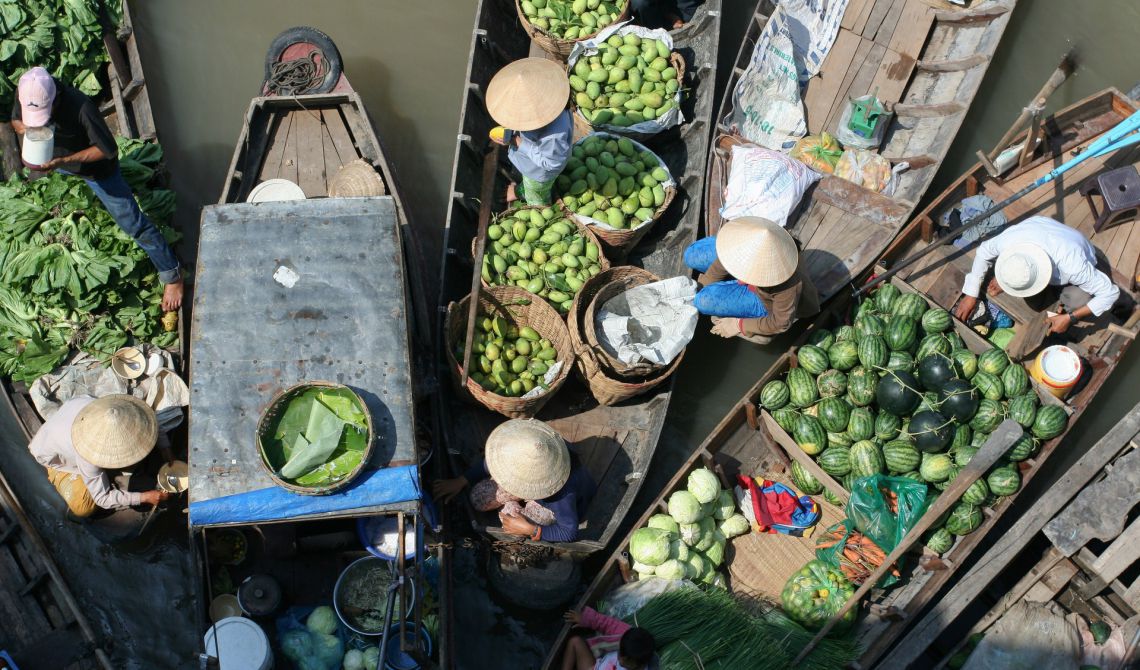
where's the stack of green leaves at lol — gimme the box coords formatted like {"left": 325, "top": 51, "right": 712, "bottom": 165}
{"left": 265, "top": 387, "right": 370, "bottom": 487}
{"left": 0, "top": 0, "right": 123, "bottom": 117}
{"left": 0, "top": 136, "right": 178, "bottom": 383}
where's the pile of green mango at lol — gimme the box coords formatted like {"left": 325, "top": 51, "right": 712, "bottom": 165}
{"left": 518, "top": 0, "right": 625, "bottom": 41}
{"left": 483, "top": 206, "right": 604, "bottom": 313}
{"left": 569, "top": 31, "right": 680, "bottom": 128}
{"left": 456, "top": 311, "right": 559, "bottom": 396}
{"left": 556, "top": 134, "right": 670, "bottom": 230}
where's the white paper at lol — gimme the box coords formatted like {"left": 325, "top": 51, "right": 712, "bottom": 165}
{"left": 596, "top": 277, "right": 698, "bottom": 366}
{"left": 273, "top": 265, "right": 299, "bottom": 288}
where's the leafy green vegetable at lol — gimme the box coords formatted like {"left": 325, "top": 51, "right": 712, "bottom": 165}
{"left": 263, "top": 387, "right": 370, "bottom": 487}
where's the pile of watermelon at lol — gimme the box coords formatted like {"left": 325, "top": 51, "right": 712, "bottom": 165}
{"left": 759, "top": 284, "right": 1069, "bottom": 557}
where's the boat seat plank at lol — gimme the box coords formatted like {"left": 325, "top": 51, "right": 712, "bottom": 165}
{"left": 295, "top": 110, "right": 327, "bottom": 198}
{"left": 258, "top": 111, "right": 292, "bottom": 184}
{"left": 871, "top": 0, "right": 908, "bottom": 44}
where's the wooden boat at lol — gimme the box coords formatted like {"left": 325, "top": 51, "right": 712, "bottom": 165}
{"left": 541, "top": 88, "right": 1140, "bottom": 669}
{"left": 880, "top": 401, "right": 1140, "bottom": 668}
{"left": 707, "top": 0, "right": 1015, "bottom": 306}
{"left": 435, "top": 0, "right": 723, "bottom": 559}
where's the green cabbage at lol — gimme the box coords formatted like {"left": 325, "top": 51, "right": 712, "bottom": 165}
{"left": 280, "top": 629, "right": 314, "bottom": 661}
{"left": 668, "top": 490, "right": 703, "bottom": 524}
{"left": 684, "top": 552, "right": 708, "bottom": 581}
{"left": 719, "top": 513, "right": 751, "bottom": 539}
{"left": 694, "top": 517, "right": 717, "bottom": 552}
{"left": 669, "top": 539, "right": 690, "bottom": 562}
{"left": 713, "top": 489, "right": 737, "bottom": 520}
{"left": 647, "top": 513, "right": 680, "bottom": 537}
{"left": 630, "top": 527, "right": 672, "bottom": 566}
{"left": 632, "top": 559, "right": 657, "bottom": 574}
{"left": 306, "top": 605, "right": 339, "bottom": 635}
{"left": 687, "top": 468, "right": 721, "bottom": 504}
{"left": 703, "top": 537, "right": 726, "bottom": 567}
{"left": 343, "top": 648, "right": 365, "bottom": 670}
{"left": 654, "top": 559, "right": 687, "bottom": 580}
{"left": 362, "top": 647, "right": 380, "bottom": 668}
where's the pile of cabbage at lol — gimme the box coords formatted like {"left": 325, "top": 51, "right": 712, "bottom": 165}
{"left": 278, "top": 606, "right": 380, "bottom": 670}
{"left": 628, "top": 468, "right": 751, "bottom": 584}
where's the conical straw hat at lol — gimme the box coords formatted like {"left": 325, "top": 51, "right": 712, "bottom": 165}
{"left": 485, "top": 419, "right": 570, "bottom": 500}
{"left": 486, "top": 58, "right": 569, "bottom": 131}
{"left": 71, "top": 395, "right": 158, "bottom": 469}
{"left": 328, "top": 159, "right": 387, "bottom": 197}
{"left": 715, "top": 217, "right": 800, "bottom": 287}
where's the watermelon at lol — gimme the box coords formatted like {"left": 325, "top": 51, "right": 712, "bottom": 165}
{"left": 771, "top": 407, "right": 799, "bottom": 433}
{"left": 925, "top": 527, "right": 954, "bottom": 555}
{"left": 822, "top": 488, "right": 842, "bottom": 506}
{"left": 828, "top": 340, "right": 860, "bottom": 371}
{"left": 855, "top": 313, "right": 886, "bottom": 340}
{"left": 916, "top": 333, "right": 953, "bottom": 360}
{"left": 818, "top": 446, "right": 852, "bottom": 477}
{"left": 908, "top": 410, "right": 954, "bottom": 453}
{"left": 921, "top": 307, "right": 952, "bottom": 333}
{"left": 858, "top": 335, "right": 889, "bottom": 369}
{"left": 951, "top": 423, "right": 972, "bottom": 451}
{"left": 875, "top": 411, "right": 902, "bottom": 440}
{"left": 978, "top": 348, "right": 1009, "bottom": 376}
{"left": 816, "top": 369, "right": 848, "bottom": 398}
{"left": 900, "top": 470, "right": 924, "bottom": 484}
{"left": 856, "top": 298, "right": 879, "bottom": 319}
{"left": 760, "top": 380, "right": 791, "bottom": 409}
{"left": 951, "top": 348, "right": 978, "bottom": 379}
{"left": 970, "top": 399, "right": 1004, "bottom": 432}
{"left": 802, "top": 404, "right": 819, "bottom": 418}
{"left": 847, "top": 366, "right": 877, "bottom": 406}
{"left": 987, "top": 465, "right": 1021, "bottom": 496}
{"left": 934, "top": 464, "right": 962, "bottom": 490}
{"left": 920, "top": 453, "right": 955, "bottom": 482}
{"left": 790, "top": 461, "right": 824, "bottom": 495}
{"left": 953, "top": 445, "right": 978, "bottom": 467}
{"left": 917, "top": 353, "right": 956, "bottom": 391}
{"left": 946, "top": 331, "right": 965, "bottom": 350}
{"left": 787, "top": 367, "right": 819, "bottom": 408}
{"left": 972, "top": 371, "right": 1004, "bottom": 401}
{"left": 1031, "top": 404, "right": 1068, "bottom": 439}
{"left": 827, "top": 431, "right": 853, "bottom": 448}
{"left": 849, "top": 440, "right": 885, "bottom": 478}
{"left": 793, "top": 414, "right": 828, "bottom": 455}
{"left": 808, "top": 328, "right": 835, "bottom": 349}
{"left": 886, "top": 350, "right": 915, "bottom": 372}
{"left": 1006, "top": 432, "right": 1038, "bottom": 462}
{"left": 874, "top": 284, "right": 901, "bottom": 313}
{"left": 843, "top": 472, "right": 861, "bottom": 492}
{"left": 883, "top": 440, "right": 921, "bottom": 473}
{"left": 918, "top": 391, "right": 942, "bottom": 414}
{"left": 971, "top": 430, "right": 991, "bottom": 447}
{"left": 1001, "top": 363, "right": 1029, "bottom": 398}
{"left": 945, "top": 503, "right": 983, "bottom": 536}
{"left": 939, "top": 379, "right": 979, "bottom": 423}
{"left": 876, "top": 369, "right": 922, "bottom": 415}
{"left": 817, "top": 396, "right": 852, "bottom": 433}
{"left": 834, "top": 325, "right": 858, "bottom": 342}
{"left": 1008, "top": 393, "right": 1038, "bottom": 428}
{"left": 797, "top": 345, "right": 830, "bottom": 375}
{"left": 885, "top": 315, "right": 919, "bottom": 352}
{"left": 892, "top": 292, "right": 928, "bottom": 320}
{"left": 961, "top": 478, "right": 990, "bottom": 505}
{"left": 846, "top": 407, "right": 875, "bottom": 441}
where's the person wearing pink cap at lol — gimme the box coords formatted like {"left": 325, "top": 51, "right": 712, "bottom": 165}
{"left": 12, "top": 67, "right": 183, "bottom": 311}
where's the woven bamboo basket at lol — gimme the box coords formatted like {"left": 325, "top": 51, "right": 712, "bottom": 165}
{"left": 569, "top": 52, "right": 687, "bottom": 142}
{"left": 255, "top": 381, "right": 375, "bottom": 495}
{"left": 568, "top": 267, "right": 685, "bottom": 406}
{"left": 515, "top": 0, "right": 631, "bottom": 60}
{"left": 445, "top": 285, "right": 576, "bottom": 418}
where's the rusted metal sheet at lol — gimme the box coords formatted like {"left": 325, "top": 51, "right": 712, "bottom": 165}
{"left": 188, "top": 197, "right": 416, "bottom": 511}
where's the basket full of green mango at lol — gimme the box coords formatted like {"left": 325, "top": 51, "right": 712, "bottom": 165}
{"left": 555, "top": 132, "right": 676, "bottom": 253}
{"left": 516, "top": 0, "right": 630, "bottom": 59}
{"left": 567, "top": 25, "right": 685, "bottom": 139}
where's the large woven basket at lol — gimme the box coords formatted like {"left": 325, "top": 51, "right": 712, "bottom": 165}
{"left": 568, "top": 267, "right": 684, "bottom": 406}
{"left": 569, "top": 52, "right": 687, "bottom": 142}
{"left": 515, "top": 0, "right": 631, "bottom": 60}
{"left": 255, "top": 381, "right": 375, "bottom": 495}
{"left": 446, "top": 285, "right": 576, "bottom": 418}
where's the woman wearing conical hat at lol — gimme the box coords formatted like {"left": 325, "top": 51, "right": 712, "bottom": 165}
{"left": 683, "top": 217, "right": 820, "bottom": 344}
{"left": 486, "top": 58, "right": 573, "bottom": 206}
{"left": 433, "top": 419, "right": 596, "bottom": 543}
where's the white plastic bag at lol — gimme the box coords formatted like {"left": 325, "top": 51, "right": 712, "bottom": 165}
{"left": 598, "top": 578, "right": 695, "bottom": 621}
{"left": 719, "top": 144, "right": 820, "bottom": 226}
{"left": 596, "top": 277, "right": 698, "bottom": 366}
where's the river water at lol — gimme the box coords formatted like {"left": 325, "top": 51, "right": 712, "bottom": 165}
{"left": 23, "top": 0, "right": 1140, "bottom": 667}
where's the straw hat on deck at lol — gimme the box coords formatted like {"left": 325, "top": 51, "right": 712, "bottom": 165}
{"left": 995, "top": 242, "right": 1052, "bottom": 297}
{"left": 715, "top": 217, "right": 800, "bottom": 287}
{"left": 485, "top": 419, "right": 570, "bottom": 500}
{"left": 71, "top": 395, "right": 158, "bottom": 469}
{"left": 486, "top": 58, "right": 569, "bottom": 131}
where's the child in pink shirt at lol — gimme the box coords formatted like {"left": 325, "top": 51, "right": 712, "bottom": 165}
{"left": 560, "top": 606, "right": 657, "bottom": 670}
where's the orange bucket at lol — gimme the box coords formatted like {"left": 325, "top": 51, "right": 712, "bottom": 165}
{"left": 1029, "top": 345, "right": 1082, "bottom": 399}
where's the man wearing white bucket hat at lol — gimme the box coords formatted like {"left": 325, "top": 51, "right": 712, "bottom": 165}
{"left": 486, "top": 58, "right": 573, "bottom": 206}
{"left": 27, "top": 395, "right": 172, "bottom": 520}
{"left": 682, "top": 216, "right": 820, "bottom": 344}
{"left": 432, "top": 419, "right": 596, "bottom": 542}
{"left": 953, "top": 216, "right": 1125, "bottom": 335}
{"left": 11, "top": 67, "right": 184, "bottom": 312}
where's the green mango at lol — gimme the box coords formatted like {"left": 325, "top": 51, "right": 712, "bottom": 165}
{"left": 575, "top": 92, "right": 594, "bottom": 110}
{"left": 618, "top": 44, "right": 639, "bottom": 57}
{"left": 611, "top": 113, "right": 632, "bottom": 127}
{"left": 649, "top": 57, "right": 669, "bottom": 71}
{"left": 587, "top": 69, "right": 608, "bottom": 83}
{"left": 656, "top": 40, "right": 670, "bottom": 59}
{"left": 661, "top": 66, "right": 676, "bottom": 81}
{"left": 573, "top": 60, "right": 591, "bottom": 79}
{"left": 635, "top": 207, "right": 655, "bottom": 221}
{"left": 606, "top": 35, "right": 623, "bottom": 48}
{"left": 665, "top": 79, "right": 679, "bottom": 95}
{"left": 599, "top": 151, "right": 616, "bottom": 168}
{"left": 591, "top": 109, "right": 614, "bottom": 125}
{"left": 653, "top": 184, "right": 666, "bottom": 207}
{"left": 602, "top": 177, "right": 618, "bottom": 198}
{"left": 640, "top": 92, "right": 663, "bottom": 109}
{"left": 623, "top": 98, "right": 645, "bottom": 112}
{"left": 586, "top": 81, "right": 601, "bottom": 99}
{"left": 616, "top": 55, "right": 637, "bottom": 70}
{"left": 640, "top": 173, "right": 658, "bottom": 188}
{"left": 638, "top": 186, "right": 654, "bottom": 208}
{"left": 607, "top": 67, "right": 625, "bottom": 85}
{"left": 618, "top": 175, "right": 637, "bottom": 196}
{"left": 606, "top": 207, "right": 626, "bottom": 229}
{"left": 600, "top": 49, "right": 618, "bottom": 66}
{"left": 569, "top": 74, "right": 587, "bottom": 92}
{"left": 569, "top": 180, "right": 588, "bottom": 196}
{"left": 623, "top": 33, "right": 641, "bottom": 47}
{"left": 643, "top": 67, "right": 661, "bottom": 83}
{"left": 628, "top": 69, "right": 642, "bottom": 93}
{"left": 651, "top": 167, "right": 669, "bottom": 182}
{"left": 620, "top": 198, "right": 638, "bottom": 215}
{"left": 626, "top": 111, "right": 645, "bottom": 124}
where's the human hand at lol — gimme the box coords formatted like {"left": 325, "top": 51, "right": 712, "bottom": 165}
{"left": 38, "top": 157, "right": 64, "bottom": 171}
{"left": 953, "top": 295, "right": 977, "bottom": 322}
{"left": 710, "top": 317, "right": 738, "bottom": 338}
{"left": 563, "top": 609, "right": 582, "bottom": 625}
{"left": 431, "top": 477, "right": 468, "bottom": 504}
{"left": 141, "top": 489, "right": 171, "bottom": 506}
{"left": 161, "top": 279, "right": 184, "bottom": 312}
{"left": 500, "top": 513, "right": 535, "bottom": 537}
{"left": 986, "top": 277, "right": 1003, "bottom": 296}
{"left": 1045, "top": 312, "right": 1073, "bottom": 334}
{"left": 505, "top": 182, "right": 518, "bottom": 204}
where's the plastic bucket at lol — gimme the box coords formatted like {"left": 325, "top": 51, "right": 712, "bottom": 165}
{"left": 384, "top": 623, "right": 433, "bottom": 670}
{"left": 357, "top": 515, "right": 419, "bottom": 561}
{"left": 21, "top": 126, "right": 53, "bottom": 168}
{"left": 1029, "top": 345, "right": 1082, "bottom": 398}
{"left": 202, "top": 616, "right": 273, "bottom": 670}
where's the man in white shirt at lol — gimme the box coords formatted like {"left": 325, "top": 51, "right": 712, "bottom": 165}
{"left": 952, "top": 216, "right": 1123, "bottom": 334}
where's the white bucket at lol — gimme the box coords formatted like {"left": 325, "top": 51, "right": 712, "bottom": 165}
{"left": 21, "top": 126, "right": 54, "bottom": 168}
{"left": 248, "top": 178, "right": 306, "bottom": 203}
{"left": 202, "top": 616, "right": 273, "bottom": 670}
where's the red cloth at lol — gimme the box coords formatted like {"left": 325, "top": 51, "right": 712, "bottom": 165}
{"left": 738, "top": 475, "right": 806, "bottom": 531}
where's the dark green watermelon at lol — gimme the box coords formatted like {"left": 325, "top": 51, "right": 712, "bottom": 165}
{"left": 917, "top": 353, "right": 956, "bottom": 391}
{"left": 875, "top": 369, "right": 922, "bottom": 415}
{"left": 939, "top": 379, "right": 979, "bottom": 423}
{"left": 816, "top": 369, "right": 848, "bottom": 398}
{"left": 818, "top": 396, "right": 852, "bottom": 433}
{"left": 908, "top": 410, "right": 954, "bottom": 453}
{"left": 885, "top": 315, "right": 919, "bottom": 352}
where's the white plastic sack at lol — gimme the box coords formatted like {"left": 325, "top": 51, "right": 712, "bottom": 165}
{"left": 568, "top": 132, "right": 676, "bottom": 232}
{"left": 596, "top": 277, "right": 697, "bottom": 366}
{"left": 719, "top": 144, "right": 820, "bottom": 226}
{"left": 598, "top": 578, "right": 696, "bottom": 621}
{"left": 568, "top": 21, "right": 684, "bottom": 137}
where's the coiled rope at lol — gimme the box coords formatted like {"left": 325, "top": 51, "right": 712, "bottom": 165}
{"left": 266, "top": 49, "right": 330, "bottom": 96}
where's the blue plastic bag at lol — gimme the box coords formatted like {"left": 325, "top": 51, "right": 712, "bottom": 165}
{"left": 276, "top": 606, "right": 346, "bottom": 670}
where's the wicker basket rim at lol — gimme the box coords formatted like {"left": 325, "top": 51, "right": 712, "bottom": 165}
{"left": 515, "top": 0, "right": 632, "bottom": 51}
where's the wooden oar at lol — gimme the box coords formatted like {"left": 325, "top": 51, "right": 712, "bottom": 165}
{"left": 460, "top": 144, "right": 502, "bottom": 387}
{"left": 793, "top": 420, "right": 1023, "bottom": 664}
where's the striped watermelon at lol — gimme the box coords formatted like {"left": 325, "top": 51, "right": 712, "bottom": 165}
{"left": 987, "top": 465, "right": 1021, "bottom": 496}
{"left": 919, "top": 453, "right": 955, "bottom": 482}
{"left": 858, "top": 335, "right": 889, "bottom": 369}
{"left": 847, "top": 366, "right": 877, "bottom": 406}
{"left": 797, "top": 345, "right": 830, "bottom": 375}
{"left": 883, "top": 440, "right": 921, "bottom": 473}
{"left": 822, "top": 488, "right": 842, "bottom": 506}
{"left": 856, "top": 298, "right": 880, "bottom": 319}
{"left": 962, "top": 478, "right": 990, "bottom": 505}
{"left": 875, "top": 411, "right": 902, "bottom": 440}
{"left": 951, "top": 424, "right": 972, "bottom": 451}
{"left": 849, "top": 440, "right": 885, "bottom": 478}
{"left": 945, "top": 503, "right": 983, "bottom": 536}
{"left": 772, "top": 407, "right": 799, "bottom": 433}
{"left": 971, "top": 430, "right": 990, "bottom": 447}
{"left": 787, "top": 367, "right": 819, "bottom": 408}
{"left": 834, "top": 325, "right": 858, "bottom": 342}
{"left": 917, "top": 392, "right": 942, "bottom": 415}
{"left": 855, "top": 314, "right": 886, "bottom": 342}
{"left": 885, "top": 315, "right": 919, "bottom": 352}
{"left": 892, "top": 292, "right": 929, "bottom": 320}
{"left": 827, "top": 431, "right": 853, "bottom": 448}
{"left": 818, "top": 397, "right": 852, "bottom": 433}
{"left": 844, "top": 472, "right": 861, "bottom": 492}
{"left": 828, "top": 340, "right": 860, "bottom": 371}
{"left": 934, "top": 464, "right": 961, "bottom": 491}
{"left": 916, "top": 333, "right": 953, "bottom": 360}
{"left": 789, "top": 461, "right": 824, "bottom": 495}
{"left": 900, "top": 471, "right": 924, "bottom": 484}
{"left": 808, "top": 328, "right": 835, "bottom": 350}
{"left": 1001, "top": 363, "right": 1029, "bottom": 398}
{"left": 794, "top": 414, "right": 828, "bottom": 455}
{"left": 817, "top": 369, "right": 848, "bottom": 398}
{"left": 921, "top": 307, "right": 952, "bottom": 333}
{"left": 887, "top": 350, "right": 915, "bottom": 372}
{"left": 1008, "top": 393, "right": 1038, "bottom": 428}
{"left": 818, "top": 446, "right": 852, "bottom": 477}
{"left": 874, "top": 283, "right": 902, "bottom": 313}
{"left": 972, "top": 371, "right": 1004, "bottom": 401}
{"left": 925, "top": 527, "right": 954, "bottom": 555}
{"left": 978, "top": 348, "right": 1009, "bottom": 376}
{"left": 946, "top": 331, "right": 965, "bottom": 350}
{"left": 953, "top": 445, "right": 978, "bottom": 467}
{"left": 1006, "top": 432, "right": 1039, "bottom": 462}
{"left": 847, "top": 407, "right": 875, "bottom": 441}
{"left": 951, "top": 348, "right": 978, "bottom": 379}
{"left": 760, "top": 380, "right": 791, "bottom": 409}
{"left": 970, "top": 399, "right": 1004, "bottom": 432}
{"left": 1032, "top": 404, "right": 1068, "bottom": 439}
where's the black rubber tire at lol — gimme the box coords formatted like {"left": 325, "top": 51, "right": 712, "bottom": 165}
{"left": 263, "top": 26, "right": 343, "bottom": 94}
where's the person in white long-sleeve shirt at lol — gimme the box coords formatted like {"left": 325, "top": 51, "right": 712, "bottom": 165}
{"left": 953, "top": 216, "right": 1123, "bottom": 334}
